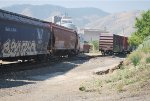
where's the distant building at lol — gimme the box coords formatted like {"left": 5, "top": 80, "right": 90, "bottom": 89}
{"left": 51, "top": 15, "right": 77, "bottom": 31}
{"left": 51, "top": 16, "right": 62, "bottom": 23}
{"left": 79, "top": 29, "right": 108, "bottom": 42}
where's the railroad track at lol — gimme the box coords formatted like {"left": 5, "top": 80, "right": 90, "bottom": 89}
{"left": 0, "top": 54, "right": 92, "bottom": 75}
{"left": 0, "top": 56, "right": 63, "bottom": 75}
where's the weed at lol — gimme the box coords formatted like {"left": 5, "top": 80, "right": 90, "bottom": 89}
{"left": 94, "top": 80, "right": 102, "bottom": 87}
{"left": 124, "top": 78, "right": 137, "bottom": 85}
{"left": 116, "top": 82, "right": 125, "bottom": 92}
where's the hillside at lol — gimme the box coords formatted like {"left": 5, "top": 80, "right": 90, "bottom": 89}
{"left": 1, "top": 4, "right": 142, "bottom": 36}
{"left": 86, "top": 11, "right": 141, "bottom": 36}
{"left": 1, "top": 4, "right": 109, "bottom": 27}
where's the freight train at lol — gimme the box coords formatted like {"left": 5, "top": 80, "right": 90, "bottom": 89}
{"left": 99, "top": 33, "right": 132, "bottom": 55}
{"left": 0, "top": 9, "right": 80, "bottom": 61}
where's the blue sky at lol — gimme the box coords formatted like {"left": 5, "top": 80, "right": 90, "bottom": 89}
{"left": 0, "top": 0, "right": 150, "bottom": 13}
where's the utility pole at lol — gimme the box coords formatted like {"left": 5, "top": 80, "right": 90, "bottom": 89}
{"left": 104, "top": 26, "right": 107, "bottom": 32}
{"left": 122, "top": 27, "right": 125, "bottom": 50}
{"left": 123, "top": 27, "right": 124, "bottom": 35}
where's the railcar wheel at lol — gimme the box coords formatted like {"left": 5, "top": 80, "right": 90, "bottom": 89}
{"left": 101, "top": 51, "right": 103, "bottom": 55}
{"left": 36, "top": 55, "right": 47, "bottom": 62}
{"left": 101, "top": 51, "right": 105, "bottom": 56}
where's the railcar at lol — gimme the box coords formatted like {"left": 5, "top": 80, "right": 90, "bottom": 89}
{"left": 0, "top": 9, "right": 80, "bottom": 61}
{"left": 99, "top": 33, "right": 131, "bottom": 55}
{"left": 0, "top": 9, "right": 51, "bottom": 61}
{"left": 83, "top": 44, "right": 91, "bottom": 53}
{"left": 51, "top": 23, "right": 79, "bottom": 56}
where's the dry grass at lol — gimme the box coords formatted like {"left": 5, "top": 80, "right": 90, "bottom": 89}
{"left": 103, "top": 49, "right": 150, "bottom": 91}
{"left": 83, "top": 51, "right": 150, "bottom": 93}
{"left": 80, "top": 37, "right": 150, "bottom": 93}
{"left": 83, "top": 62, "right": 150, "bottom": 93}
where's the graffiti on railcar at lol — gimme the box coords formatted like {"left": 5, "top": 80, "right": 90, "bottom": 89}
{"left": 2, "top": 39, "right": 37, "bottom": 57}
{"left": 36, "top": 28, "right": 44, "bottom": 52}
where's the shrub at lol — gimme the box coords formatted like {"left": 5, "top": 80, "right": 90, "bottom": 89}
{"left": 128, "top": 10, "right": 150, "bottom": 46}
{"left": 90, "top": 40, "right": 99, "bottom": 51}
{"left": 131, "top": 55, "right": 141, "bottom": 66}
{"left": 137, "top": 36, "right": 150, "bottom": 53}
{"left": 128, "top": 51, "right": 141, "bottom": 66}
{"left": 146, "top": 57, "right": 150, "bottom": 63}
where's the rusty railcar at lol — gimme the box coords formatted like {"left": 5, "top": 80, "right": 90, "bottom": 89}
{"left": 99, "top": 33, "right": 113, "bottom": 55}
{"left": 83, "top": 44, "right": 91, "bottom": 53}
{"left": 113, "top": 34, "right": 129, "bottom": 53}
{"left": 99, "top": 33, "right": 131, "bottom": 55}
{"left": 0, "top": 9, "right": 51, "bottom": 61}
{"left": 51, "top": 23, "right": 79, "bottom": 56}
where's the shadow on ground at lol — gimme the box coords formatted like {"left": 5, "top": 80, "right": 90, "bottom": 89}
{"left": 101, "top": 53, "right": 128, "bottom": 58}
{"left": 0, "top": 54, "right": 90, "bottom": 88}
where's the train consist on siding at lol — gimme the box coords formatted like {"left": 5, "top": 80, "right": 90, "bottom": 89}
{"left": 0, "top": 9, "right": 80, "bottom": 61}
{"left": 99, "top": 33, "right": 132, "bottom": 55}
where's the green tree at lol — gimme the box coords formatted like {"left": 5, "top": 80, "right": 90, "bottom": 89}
{"left": 129, "top": 10, "right": 150, "bottom": 46}
{"left": 90, "top": 40, "right": 99, "bottom": 51}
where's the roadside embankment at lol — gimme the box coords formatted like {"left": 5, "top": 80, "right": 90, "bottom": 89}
{"left": 80, "top": 37, "right": 150, "bottom": 101}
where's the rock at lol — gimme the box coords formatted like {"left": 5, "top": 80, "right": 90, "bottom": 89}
{"left": 79, "top": 86, "right": 86, "bottom": 91}
{"left": 95, "top": 61, "right": 124, "bottom": 75}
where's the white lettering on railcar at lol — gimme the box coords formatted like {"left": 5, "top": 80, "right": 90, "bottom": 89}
{"left": 2, "top": 39, "right": 37, "bottom": 57}
{"left": 5, "top": 27, "right": 17, "bottom": 32}
{"left": 37, "top": 28, "right": 43, "bottom": 44}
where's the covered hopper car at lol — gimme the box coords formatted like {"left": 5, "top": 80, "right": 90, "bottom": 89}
{"left": 99, "top": 33, "right": 131, "bottom": 55}
{"left": 0, "top": 9, "right": 80, "bottom": 61}
{"left": 51, "top": 23, "right": 79, "bottom": 56}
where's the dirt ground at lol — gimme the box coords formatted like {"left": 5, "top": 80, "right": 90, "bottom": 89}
{"left": 0, "top": 54, "right": 149, "bottom": 101}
